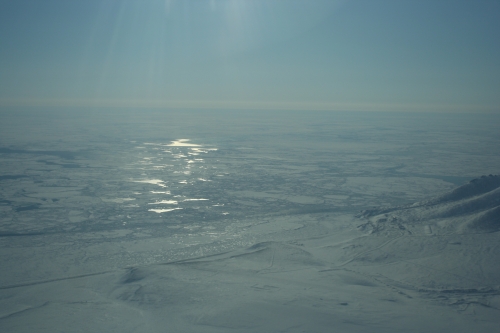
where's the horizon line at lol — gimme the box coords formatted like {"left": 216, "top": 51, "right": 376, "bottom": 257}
{"left": 0, "top": 98, "right": 497, "bottom": 113}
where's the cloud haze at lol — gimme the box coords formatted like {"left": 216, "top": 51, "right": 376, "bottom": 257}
{"left": 0, "top": 0, "right": 499, "bottom": 112}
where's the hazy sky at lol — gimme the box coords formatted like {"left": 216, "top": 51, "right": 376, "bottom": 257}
{"left": 1, "top": 0, "right": 499, "bottom": 112}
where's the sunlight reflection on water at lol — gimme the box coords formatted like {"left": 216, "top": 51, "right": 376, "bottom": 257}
{"left": 148, "top": 200, "right": 178, "bottom": 205}
{"left": 167, "top": 139, "right": 201, "bottom": 147}
{"left": 148, "top": 208, "right": 183, "bottom": 213}
{"left": 130, "top": 139, "right": 220, "bottom": 215}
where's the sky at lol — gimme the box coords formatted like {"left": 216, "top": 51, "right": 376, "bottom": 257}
{"left": 0, "top": 0, "right": 499, "bottom": 112}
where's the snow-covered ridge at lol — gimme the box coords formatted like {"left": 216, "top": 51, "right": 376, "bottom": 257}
{"left": 358, "top": 174, "right": 500, "bottom": 234}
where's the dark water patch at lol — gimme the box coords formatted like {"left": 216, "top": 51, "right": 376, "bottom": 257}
{"left": 0, "top": 147, "right": 76, "bottom": 160}
{"left": 15, "top": 204, "right": 41, "bottom": 212}
{"left": 383, "top": 164, "right": 406, "bottom": 173}
{"left": 0, "top": 175, "right": 28, "bottom": 181}
{"left": 37, "top": 160, "right": 81, "bottom": 168}
{"left": 60, "top": 163, "right": 81, "bottom": 168}
{"left": 0, "top": 232, "right": 46, "bottom": 237}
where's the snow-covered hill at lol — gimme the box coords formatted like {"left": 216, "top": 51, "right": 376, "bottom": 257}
{"left": 358, "top": 174, "right": 500, "bottom": 235}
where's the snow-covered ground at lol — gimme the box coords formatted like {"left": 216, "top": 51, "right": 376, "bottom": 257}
{"left": 0, "top": 109, "right": 499, "bottom": 332}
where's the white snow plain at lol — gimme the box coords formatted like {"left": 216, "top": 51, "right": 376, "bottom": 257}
{"left": 0, "top": 109, "right": 499, "bottom": 332}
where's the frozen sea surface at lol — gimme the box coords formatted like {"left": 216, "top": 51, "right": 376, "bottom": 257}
{"left": 0, "top": 109, "right": 499, "bottom": 332}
